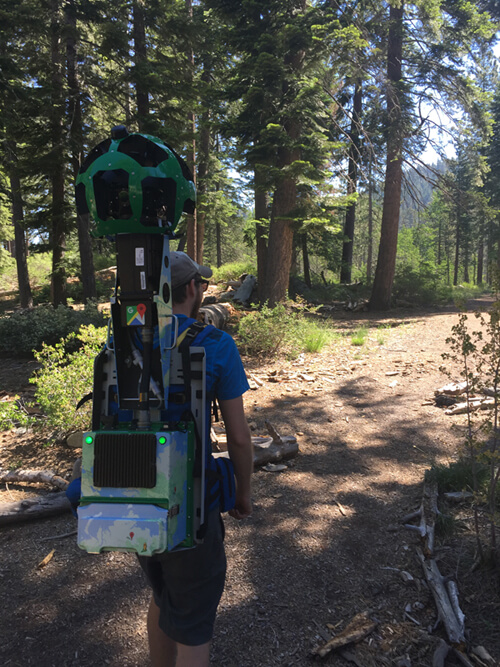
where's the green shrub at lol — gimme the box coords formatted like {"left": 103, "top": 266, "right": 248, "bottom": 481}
{"left": 237, "top": 303, "right": 300, "bottom": 356}
{"left": 293, "top": 280, "right": 369, "bottom": 305}
{"left": 451, "top": 282, "right": 489, "bottom": 305}
{"left": 392, "top": 262, "right": 452, "bottom": 305}
{"left": 238, "top": 303, "right": 336, "bottom": 357}
{"left": 426, "top": 459, "right": 489, "bottom": 494}
{"left": 0, "top": 398, "right": 33, "bottom": 431}
{"left": 31, "top": 324, "right": 106, "bottom": 433}
{"left": 0, "top": 302, "right": 107, "bottom": 356}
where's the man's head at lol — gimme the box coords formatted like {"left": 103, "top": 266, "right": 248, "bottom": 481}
{"left": 171, "top": 251, "right": 212, "bottom": 317}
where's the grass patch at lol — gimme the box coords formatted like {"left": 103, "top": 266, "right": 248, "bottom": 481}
{"left": 426, "top": 459, "right": 489, "bottom": 494}
{"left": 351, "top": 326, "right": 368, "bottom": 346}
{"left": 299, "top": 321, "right": 335, "bottom": 353}
{"left": 376, "top": 324, "right": 391, "bottom": 345}
{"left": 211, "top": 260, "right": 257, "bottom": 284}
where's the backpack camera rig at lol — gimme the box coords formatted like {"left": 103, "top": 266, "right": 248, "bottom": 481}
{"left": 74, "top": 125, "right": 206, "bottom": 556}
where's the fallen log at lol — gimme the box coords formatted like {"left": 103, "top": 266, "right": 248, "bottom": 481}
{"left": 403, "top": 479, "right": 438, "bottom": 556}
{"left": 198, "top": 303, "right": 231, "bottom": 329}
{"left": 0, "top": 468, "right": 69, "bottom": 491}
{"left": 406, "top": 478, "right": 467, "bottom": 650}
{"left": 214, "top": 434, "right": 299, "bottom": 468}
{"left": 470, "top": 646, "right": 497, "bottom": 665}
{"left": 0, "top": 437, "right": 298, "bottom": 525}
{"left": 444, "top": 397, "right": 494, "bottom": 415}
{"left": 416, "top": 547, "right": 465, "bottom": 646}
{"left": 432, "top": 638, "right": 450, "bottom": 667}
{"left": 232, "top": 274, "right": 257, "bottom": 305}
{"left": 435, "top": 381, "right": 468, "bottom": 396}
{"left": 0, "top": 491, "right": 72, "bottom": 525}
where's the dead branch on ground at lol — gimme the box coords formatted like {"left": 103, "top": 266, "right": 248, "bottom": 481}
{"left": 311, "top": 611, "right": 378, "bottom": 658}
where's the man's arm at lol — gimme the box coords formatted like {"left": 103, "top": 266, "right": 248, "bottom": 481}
{"left": 218, "top": 396, "right": 253, "bottom": 520}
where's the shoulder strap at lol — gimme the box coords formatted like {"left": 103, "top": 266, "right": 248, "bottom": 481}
{"left": 176, "top": 320, "right": 206, "bottom": 349}
{"left": 178, "top": 321, "right": 207, "bottom": 401}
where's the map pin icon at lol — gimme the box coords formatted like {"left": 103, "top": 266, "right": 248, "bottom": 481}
{"left": 137, "top": 303, "right": 146, "bottom": 319}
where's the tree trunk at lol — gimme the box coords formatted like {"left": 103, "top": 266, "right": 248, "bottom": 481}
{"left": 261, "top": 26, "right": 305, "bottom": 307}
{"left": 255, "top": 166, "right": 269, "bottom": 304}
{"left": 5, "top": 141, "right": 33, "bottom": 309}
{"left": 185, "top": 0, "right": 198, "bottom": 261}
{"left": 487, "top": 219, "right": 493, "bottom": 285}
{"left": 302, "top": 234, "right": 311, "bottom": 288}
{"left": 437, "top": 216, "right": 442, "bottom": 265}
{"left": 340, "top": 80, "right": 362, "bottom": 284}
{"left": 216, "top": 156, "right": 222, "bottom": 267}
{"left": 195, "top": 64, "right": 211, "bottom": 264}
{"left": 50, "top": 0, "right": 67, "bottom": 308}
{"left": 367, "top": 155, "right": 373, "bottom": 281}
{"left": 463, "top": 237, "right": 469, "bottom": 283}
{"left": 0, "top": 492, "right": 72, "bottom": 526}
{"left": 262, "top": 184, "right": 295, "bottom": 306}
{"left": 369, "top": 3, "right": 404, "bottom": 311}
{"left": 66, "top": 0, "right": 96, "bottom": 302}
{"left": 132, "top": 0, "right": 149, "bottom": 130}
{"left": 454, "top": 217, "right": 460, "bottom": 286}
{"left": 477, "top": 240, "right": 484, "bottom": 285}
{"left": 216, "top": 222, "right": 222, "bottom": 267}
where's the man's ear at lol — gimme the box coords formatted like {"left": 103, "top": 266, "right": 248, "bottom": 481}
{"left": 186, "top": 277, "right": 197, "bottom": 298}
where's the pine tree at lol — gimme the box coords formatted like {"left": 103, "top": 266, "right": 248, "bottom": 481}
{"left": 207, "top": 0, "right": 359, "bottom": 304}
{"left": 369, "top": 0, "right": 495, "bottom": 310}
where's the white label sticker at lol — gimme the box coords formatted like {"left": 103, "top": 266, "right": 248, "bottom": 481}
{"left": 140, "top": 271, "right": 146, "bottom": 290}
{"left": 135, "top": 248, "right": 145, "bottom": 266}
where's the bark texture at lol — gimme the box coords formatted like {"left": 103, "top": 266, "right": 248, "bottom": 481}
{"left": 340, "top": 80, "right": 362, "bottom": 284}
{"left": 369, "top": 4, "right": 404, "bottom": 311}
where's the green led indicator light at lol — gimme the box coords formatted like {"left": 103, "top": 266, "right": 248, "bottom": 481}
{"left": 158, "top": 436, "right": 167, "bottom": 445}
{"left": 85, "top": 435, "right": 94, "bottom": 445}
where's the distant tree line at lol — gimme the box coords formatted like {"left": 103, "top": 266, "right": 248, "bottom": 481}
{"left": 0, "top": 0, "right": 499, "bottom": 310}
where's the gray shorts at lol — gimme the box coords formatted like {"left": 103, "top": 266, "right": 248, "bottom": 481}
{"left": 138, "top": 510, "right": 226, "bottom": 646}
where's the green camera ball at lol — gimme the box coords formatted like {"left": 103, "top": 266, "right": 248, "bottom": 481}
{"left": 75, "top": 126, "right": 196, "bottom": 237}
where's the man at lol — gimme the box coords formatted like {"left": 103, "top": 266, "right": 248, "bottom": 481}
{"left": 138, "top": 251, "right": 253, "bottom": 667}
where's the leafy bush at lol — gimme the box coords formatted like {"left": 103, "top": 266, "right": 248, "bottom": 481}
{"left": 0, "top": 398, "right": 33, "bottom": 431}
{"left": 211, "top": 260, "right": 257, "bottom": 284}
{"left": 441, "top": 305, "right": 500, "bottom": 565}
{"left": 392, "top": 262, "right": 452, "bottom": 306}
{"left": 450, "top": 282, "right": 489, "bottom": 305}
{"left": 0, "top": 302, "right": 107, "bottom": 356}
{"left": 238, "top": 303, "right": 297, "bottom": 356}
{"left": 31, "top": 324, "right": 106, "bottom": 433}
{"left": 238, "top": 303, "right": 335, "bottom": 357}
{"left": 292, "top": 280, "right": 369, "bottom": 305}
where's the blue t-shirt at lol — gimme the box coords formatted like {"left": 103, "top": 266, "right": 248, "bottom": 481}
{"left": 174, "top": 315, "right": 250, "bottom": 401}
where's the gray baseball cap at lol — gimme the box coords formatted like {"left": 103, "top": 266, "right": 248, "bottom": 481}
{"left": 170, "top": 251, "right": 212, "bottom": 289}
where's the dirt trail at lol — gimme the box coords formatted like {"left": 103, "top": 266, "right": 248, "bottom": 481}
{"left": 1, "top": 300, "right": 499, "bottom": 667}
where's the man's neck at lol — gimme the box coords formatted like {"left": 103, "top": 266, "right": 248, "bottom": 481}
{"left": 173, "top": 304, "right": 192, "bottom": 317}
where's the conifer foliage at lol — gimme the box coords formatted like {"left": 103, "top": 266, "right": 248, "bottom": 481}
{"left": 0, "top": 0, "right": 498, "bottom": 309}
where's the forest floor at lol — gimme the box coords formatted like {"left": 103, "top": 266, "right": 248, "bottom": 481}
{"left": 0, "top": 297, "right": 499, "bottom": 667}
